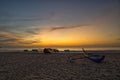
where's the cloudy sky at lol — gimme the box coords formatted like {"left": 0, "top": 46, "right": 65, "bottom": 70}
{"left": 0, "top": 0, "right": 120, "bottom": 48}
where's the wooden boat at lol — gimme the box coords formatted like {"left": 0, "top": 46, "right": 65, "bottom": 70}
{"left": 82, "top": 48, "right": 105, "bottom": 63}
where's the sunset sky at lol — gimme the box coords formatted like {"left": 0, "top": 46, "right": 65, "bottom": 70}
{"left": 0, "top": 0, "right": 120, "bottom": 48}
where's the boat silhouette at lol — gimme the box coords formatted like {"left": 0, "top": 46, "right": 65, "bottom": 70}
{"left": 82, "top": 48, "right": 105, "bottom": 63}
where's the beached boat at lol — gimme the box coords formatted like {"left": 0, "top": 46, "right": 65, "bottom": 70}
{"left": 85, "top": 55, "right": 105, "bottom": 63}
{"left": 82, "top": 48, "right": 105, "bottom": 63}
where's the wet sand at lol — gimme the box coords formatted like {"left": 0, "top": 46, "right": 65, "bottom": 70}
{"left": 0, "top": 52, "right": 120, "bottom": 80}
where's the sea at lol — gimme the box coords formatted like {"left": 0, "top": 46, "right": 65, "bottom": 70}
{"left": 0, "top": 47, "right": 120, "bottom": 53}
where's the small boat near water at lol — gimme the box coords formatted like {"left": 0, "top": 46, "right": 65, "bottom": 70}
{"left": 85, "top": 55, "right": 105, "bottom": 63}
{"left": 82, "top": 48, "right": 105, "bottom": 63}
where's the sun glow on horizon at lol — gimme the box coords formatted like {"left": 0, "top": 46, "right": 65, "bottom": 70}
{"left": 39, "top": 28, "right": 99, "bottom": 47}
{"left": 32, "top": 26, "right": 120, "bottom": 47}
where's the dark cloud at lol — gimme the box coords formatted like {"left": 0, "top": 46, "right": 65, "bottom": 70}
{"left": 0, "top": 31, "right": 22, "bottom": 45}
{"left": 0, "top": 26, "right": 12, "bottom": 31}
{"left": 0, "top": 26, "right": 41, "bottom": 47}
{"left": 18, "top": 41, "right": 40, "bottom": 44}
{"left": 49, "top": 24, "right": 87, "bottom": 31}
{"left": 0, "top": 18, "right": 46, "bottom": 22}
{"left": 0, "top": 11, "right": 55, "bottom": 23}
{"left": 0, "top": 38, "right": 18, "bottom": 42}
{"left": 0, "top": 32, "right": 21, "bottom": 47}
{"left": 25, "top": 28, "right": 41, "bottom": 35}
{"left": 0, "top": 31, "right": 39, "bottom": 47}
{"left": 26, "top": 30, "right": 38, "bottom": 35}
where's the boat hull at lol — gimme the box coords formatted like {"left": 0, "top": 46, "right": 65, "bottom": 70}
{"left": 86, "top": 55, "right": 105, "bottom": 63}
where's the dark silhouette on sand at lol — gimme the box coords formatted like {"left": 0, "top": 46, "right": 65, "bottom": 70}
{"left": 70, "top": 48, "right": 105, "bottom": 63}
{"left": 43, "top": 48, "right": 52, "bottom": 54}
{"left": 43, "top": 48, "right": 59, "bottom": 54}
{"left": 82, "top": 48, "right": 105, "bottom": 63}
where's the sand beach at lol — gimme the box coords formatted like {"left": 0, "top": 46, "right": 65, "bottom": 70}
{"left": 0, "top": 51, "right": 120, "bottom": 80}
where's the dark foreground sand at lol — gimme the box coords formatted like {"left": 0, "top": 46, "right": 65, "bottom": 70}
{"left": 0, "top": 52, "right": 120, "bottom": 80}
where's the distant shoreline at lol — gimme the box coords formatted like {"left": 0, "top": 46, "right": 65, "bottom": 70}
{"left": 0, "top": 50, "right": 120, "bottom": 54}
